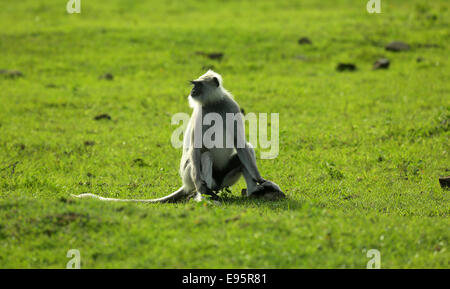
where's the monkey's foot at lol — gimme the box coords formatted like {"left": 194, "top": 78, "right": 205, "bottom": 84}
{"left": 242, "top": 181, "right": 286, "bottom": 201}
{"left": 204, "top": 190, "right": 220, "bottom": 200}
{"left": 187, "top": 192, "right": 221, "bottom": 205}
{"left": 187, "top": 192, "right": 204, "bottom": 202}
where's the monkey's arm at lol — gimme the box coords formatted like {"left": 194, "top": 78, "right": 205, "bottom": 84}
{"left": 236, "top": 143, "right": 265, "bottom": 184}
{"left": 189, "top": 110, "right": 209, "bottom": 194}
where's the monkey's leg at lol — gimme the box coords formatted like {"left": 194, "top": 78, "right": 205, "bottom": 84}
{"left": 212, "top": 150, "right": 260, "bottom": 195}
{"left": 239, "top": 143, "right": 285, "bottom": 199}
{"left": 218, "top": 154, "right": 242, "bottom": 189}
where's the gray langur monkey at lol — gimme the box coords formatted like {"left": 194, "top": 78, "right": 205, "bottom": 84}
{"left": 73, "top": 70, "right": 285, "bottom": 203}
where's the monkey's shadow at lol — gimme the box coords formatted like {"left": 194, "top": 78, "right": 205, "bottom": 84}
{"left": 212, "top": 195, "right": 304, "bottom": 211}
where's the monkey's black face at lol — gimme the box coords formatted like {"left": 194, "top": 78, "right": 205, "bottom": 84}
{"left": 190, "top": 81, "right": 203, "bottom": 97}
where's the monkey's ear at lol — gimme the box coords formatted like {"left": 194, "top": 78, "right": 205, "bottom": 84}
{"left": 212, "top": 77, "right": 220, "bottom": 87}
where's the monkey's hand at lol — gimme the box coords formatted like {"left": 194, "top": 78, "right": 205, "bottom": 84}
{"left": 255, "top": 177, "right": 267, "bottom": 185}
{"left": 197, "top": 182, "right": 213, "bottom": 196}
{"left": 245, "top": 180, "right": 286, "bottom": 201}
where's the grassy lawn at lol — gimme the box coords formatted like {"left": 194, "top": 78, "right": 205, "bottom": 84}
{"left": 0, "top": 0, "right": 448, "bottom": 268}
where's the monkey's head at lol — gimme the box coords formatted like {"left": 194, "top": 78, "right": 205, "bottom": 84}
{"left": 189, "top": 70, "right": 225, "bottom": 105}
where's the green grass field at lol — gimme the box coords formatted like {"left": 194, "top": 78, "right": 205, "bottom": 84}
{"left": 0, "top": 0, "right": 448, "bottom": 268}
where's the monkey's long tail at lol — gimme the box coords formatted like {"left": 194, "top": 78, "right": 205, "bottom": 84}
{"left": 71, "top": 187, "right": 188, "bottom": 203}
